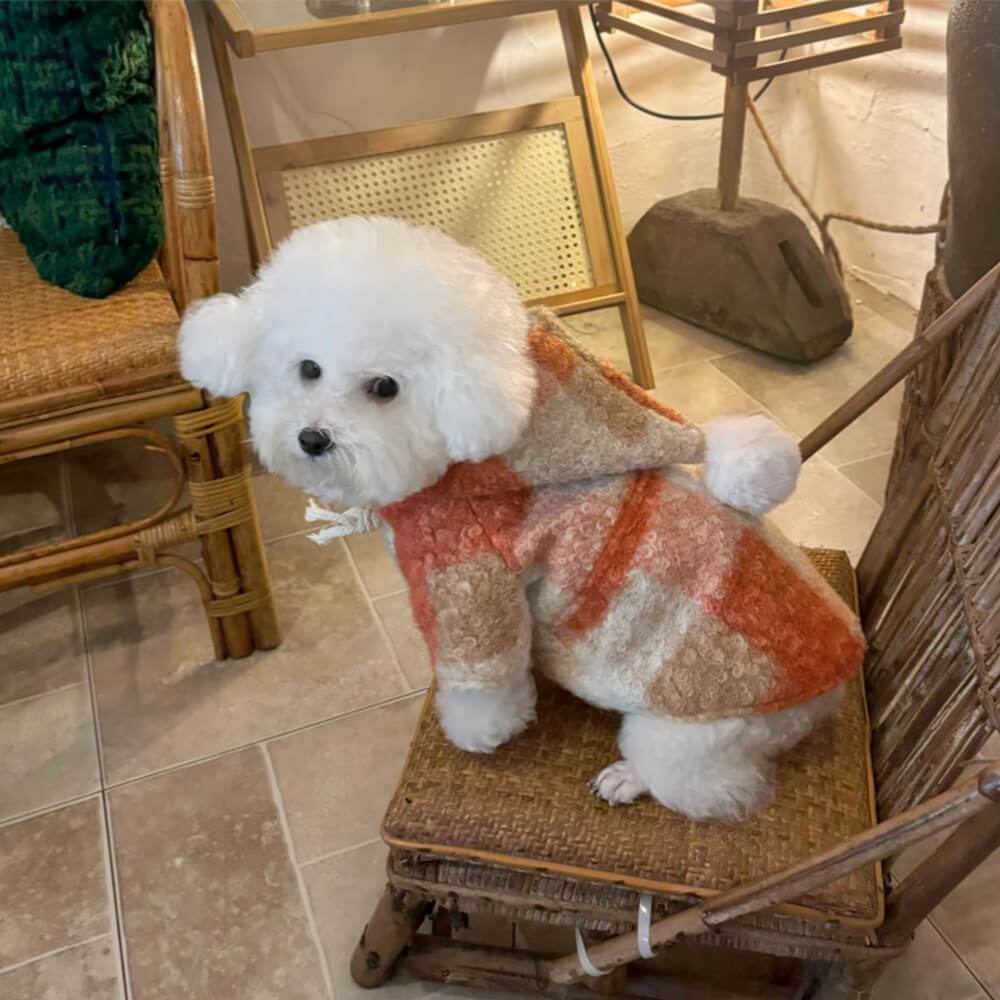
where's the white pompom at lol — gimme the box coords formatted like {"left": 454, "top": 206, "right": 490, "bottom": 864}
{"left": 703, "top": 415, "right": 801, "bottom": 515}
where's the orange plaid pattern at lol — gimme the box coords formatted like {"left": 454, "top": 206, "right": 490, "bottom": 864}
{"left": 381, "top": 316, "right": 863, "bottom": 718}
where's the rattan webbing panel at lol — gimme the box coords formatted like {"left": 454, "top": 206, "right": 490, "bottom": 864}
{"left": 280, "top": 126, "right": 594, "bottom": 300}
{"left": 0, "top": 230, "right": 179, "bottom": 404}
{"left": 384, "top": 548, "right": 883, "bottom": 928}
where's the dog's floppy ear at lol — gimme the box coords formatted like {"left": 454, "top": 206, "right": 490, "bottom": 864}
{"left": 434, "top": 337, "right": 537, "bottom": 463}
{"left": 178, "top": 293, "right": 259, "bottom": 398}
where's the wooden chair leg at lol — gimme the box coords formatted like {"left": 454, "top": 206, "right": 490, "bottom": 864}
{"left": 813, "top": 960, "right": 884, "bottom": 1000}
{"left": 204, "top": 405, "right": 281, "bottom": 651}
{"left": 174, "top": 395, "right": 280, "bottom": 657}
{"left": 557, "top": 5, "right": 655, "bottom": 391}
{"left": 617, "top": 298, "right": 656, "bottom": 390}
{"left": 174, "top": 402, "right": 253, "bottom": 659}
{"left": 351, "top": 886, "right": 433, "bottom": 988}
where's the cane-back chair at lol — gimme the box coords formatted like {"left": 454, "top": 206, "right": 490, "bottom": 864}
{"left": 0, "top": 0, "right": 279, "bottom": 659}
{"left": 350, "top": 256, "right": 1000, "bottom": 999}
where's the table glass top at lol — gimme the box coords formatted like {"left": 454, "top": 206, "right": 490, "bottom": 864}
{"left": 230, "top": 0, "right": 470, "bottom": 31}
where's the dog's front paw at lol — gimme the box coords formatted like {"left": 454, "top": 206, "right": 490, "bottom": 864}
{"left": 590, "top": 760, "right": 649, "bottom": 806}
{"left": 436, "top": 672, "right": 536, "bottom": 754}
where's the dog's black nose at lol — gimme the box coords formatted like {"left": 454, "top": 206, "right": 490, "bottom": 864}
{"left": 298, "top": 428, "right": 333, "bottom": 456}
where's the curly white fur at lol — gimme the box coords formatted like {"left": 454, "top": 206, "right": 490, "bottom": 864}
{"left": 178, "top": 217, "right": 829, "bottom": 819}
{"left": 436, "top": 670, "right": 537, "bottom": 754}
{"left": 179, "top": 216, "right": 537, "bottom": 509}
{"left": 595, "top": 687, "right": 842, "bottom": 819}
{"left": 703, "top": 414, "right": 801, "bottom": 515}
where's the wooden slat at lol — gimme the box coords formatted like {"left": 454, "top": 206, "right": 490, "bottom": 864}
{"left": 252, "top": 98, "right": 584, "bottom": 174}
{"left": 0, "top": 365, "right": 183, "bottom": 427}
{"left": 736, "top": 36, "right": 901, "bottom": 81}
{"left": 0, "top": 388, "right": 204, "bottom": 454}
{"left": 563, "top": 115, "right": 617, "bottom": 288}
{"left": 595, "top": 11, "right": 727, "bottom": 67}
{"left": 545, "top": 769, "right": 1000, "bottom": 983}
{"left": 208, "top": 0, "right": 255, "bottom": 58}
{"left": 740, "top": 0, "right": 877, "bottom": 28}
{"left": 258, "top": 170, "right": 293, "bottom": 251}
{"left": 559, "top": 6, "right": 655, "bottom": 389}
{"left": 734, "top": 9, "right": 904, "bottom": 57}
{"left": 878, "top": 0, "right": 904, "bottom": 40}
{"left": 881, "top": 805, "right": 1000, "bottom": 947}
{"left": 765, "top": 0, "right": 892, "bottom": 37}
{"left": 612, "top": 0, "right": 721, "bottom": 34}
{"left": 799, "top": 261, "right": 1000, "bottom": 462}
{"left": 207, "top": 9, "right": 272, "bottom": 267}
{"left": 406, "top": 936, "right": 804, "bottom": 999}
{"left": 247, "top": 0, "right": 588, "bottom": 53}
{"left": 525, "top": 284, "right": 626, "bottom": 313}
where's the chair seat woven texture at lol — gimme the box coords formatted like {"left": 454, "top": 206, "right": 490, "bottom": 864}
{"left": 0, "top": 229, "right": 178, "bottom": 404}
{"left": 383, "top": 548, "right": 883, "bottom": 928}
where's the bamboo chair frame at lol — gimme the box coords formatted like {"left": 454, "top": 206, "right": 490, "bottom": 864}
{"left": 0, "top": 0, "right": 280, "bottom": 659}
{"left": 352, "top": 260, "right": 1000, "bottom": 999}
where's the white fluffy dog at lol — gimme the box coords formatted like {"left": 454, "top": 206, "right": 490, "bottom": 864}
{"left": 179, "top": 216, "right": 858, "bottom": 820}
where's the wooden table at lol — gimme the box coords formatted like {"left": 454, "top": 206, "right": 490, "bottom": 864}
{"left": 206, "top": 0, "right": 655, "bottom": 387}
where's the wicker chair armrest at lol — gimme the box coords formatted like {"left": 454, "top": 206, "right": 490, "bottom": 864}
{"left": 544, "top": 765, "right": 1000, "bottom": 984}
{"left": 148, "top": 0, "right": 220, "bottom": 311}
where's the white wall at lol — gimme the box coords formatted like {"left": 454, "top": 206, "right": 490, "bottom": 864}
{"left": 189, "top": 0, "right": 947, "bottom": 306}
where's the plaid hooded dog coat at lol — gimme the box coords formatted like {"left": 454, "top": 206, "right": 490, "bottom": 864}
{"left": 379, "top": 313, "right": 864, "bottom": 722}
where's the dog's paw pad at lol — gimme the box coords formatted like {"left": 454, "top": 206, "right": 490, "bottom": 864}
{"left": 590, "top": 760, "right": 648, "bottom": 806}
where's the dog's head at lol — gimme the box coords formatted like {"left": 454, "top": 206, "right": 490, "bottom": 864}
{"left": 179, "top": 217, "right": 537, "bottom": 507}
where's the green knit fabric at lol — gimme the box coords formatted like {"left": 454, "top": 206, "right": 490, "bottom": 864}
{"left": 0, "top": 1, "right": 162, "bottom": 298}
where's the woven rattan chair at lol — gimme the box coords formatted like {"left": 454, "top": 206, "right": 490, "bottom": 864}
{"left": 0, "top": 0, "right": 279, "bottom": 659}
{"left": 350, "top": 260, "right": 1000, "bottom": 999}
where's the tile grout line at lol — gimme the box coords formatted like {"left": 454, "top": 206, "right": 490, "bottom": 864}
{"left": 46, "top": 471, "right": 127, "bottom": 1000}
{"left": 76, "top": 582, "right": 108, "bottom": 793}
{"left": 804, "top": 449, "right": 884, "bottom": 514}
{"left": 0, "top": 791, "right": 101, "bottom": 831}
{"left": 0, "top": 933, "right": 110, "bottom": 978}
{"left": 929, "top": 915, "right": 996, "bottom": 999}
{"left": 261, "top": 744, "right": 336, "bottom": 1000}
{"left": 63, "top": 454, "right": 108, "bottom": 786}
{"left": 705, "top": 354, "right": 903, "bottom": 480}
{"left": 98, "top": 791, "right": 132, "bottom": 1000}
{"left": 298, "top": 836, "right": 383, "bottom": 872}
{"left": 706, "top": 361, "right": 885, "bottom": 517}
{"left": 76, "top": 562, "right": 132, "bottom": 1000}
{"left": 374, "top": 585, "right": 409, "bottom": 602}
{"left": 99, "top": 687, "right": 429, "bottom": 794}
{"left": 341, "top": 536, "right": 414, "bottom": 693}
{"left": 0, "top": 678, "right": 88, "bottom": 714}
{"left": 835, "top": 449, "right": 895, "bottom": 472}
{"left": 703, "top": 360, "right": 789, "bottom": 429}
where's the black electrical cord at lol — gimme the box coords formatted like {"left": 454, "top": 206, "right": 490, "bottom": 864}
{"left": 588, "top": 4, "right": 788, "bottom": 122}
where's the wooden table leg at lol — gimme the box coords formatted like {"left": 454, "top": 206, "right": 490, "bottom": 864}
{"left": 558, "top": 6, "right": 655, "bottom": 390}
{"left": 206, "top": 9, "right": 272, "bottom": 271}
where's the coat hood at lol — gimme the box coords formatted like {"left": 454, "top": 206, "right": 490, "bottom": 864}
{"left": 385, "top": 311, "right": 706, "bottom": 508}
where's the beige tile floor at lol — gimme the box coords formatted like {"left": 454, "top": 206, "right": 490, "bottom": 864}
{"left": 2, "top": 282, "right": 998, "bottom": 1000}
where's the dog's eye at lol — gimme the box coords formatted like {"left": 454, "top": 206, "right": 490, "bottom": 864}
{"left": 368, "top": 376, "right": 399, "bottom": 400}
{"left": 299, "top": 360, "right": 322, "bottom": 381}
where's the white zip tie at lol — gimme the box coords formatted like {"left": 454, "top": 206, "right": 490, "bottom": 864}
{"left": 305, "top": 499, "right": 382, "bottom": 545}
{"left": 574, "top": 927, "right": 608, "bottom": 978}
{"left": 637, "top": 892, "right": 655, "bottom": 959}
